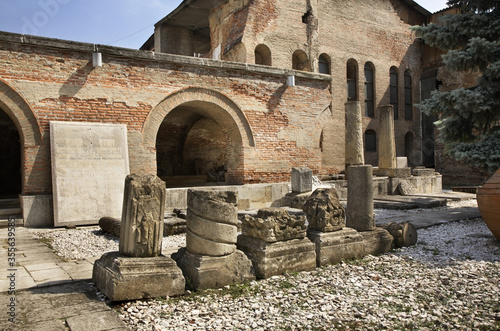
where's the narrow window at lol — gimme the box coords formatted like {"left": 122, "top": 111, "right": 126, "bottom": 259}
{"left": 390, "top": 67, "right": 399, "bottom": 120}
{"left": 319, "top": 54, "right": 330, "bottom": 74}
{"left": 365, "top": 130, "right": 376, "bottom": 152}
{"left": 347, "top": 59, "right": 358, "bottom": 101}
{"left": 364, "top": 63, "right": 375, "bottom": 118}
{"left": 404, "top": 70, "right": 413, "bottom": 120}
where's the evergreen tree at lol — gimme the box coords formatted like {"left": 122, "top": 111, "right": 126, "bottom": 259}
{"left": 413, "top": 0, "right": 500, "bottom": 173}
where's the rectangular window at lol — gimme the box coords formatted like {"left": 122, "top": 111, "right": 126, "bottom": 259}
{"left": 404, "top": 71, "right": 413, "bottom": 121}
{"left": 364, "top": 65, "right": 374, "bottom": 118}
{"left": 390, "top": 70, "right": 398, "bottom": 120}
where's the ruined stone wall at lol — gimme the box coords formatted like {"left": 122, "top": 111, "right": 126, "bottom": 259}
{"left": 0, "top": 32, "right": 331, "bottom": 195}
{"left": 215, "top": 0, "right": 425, "bottom": 168}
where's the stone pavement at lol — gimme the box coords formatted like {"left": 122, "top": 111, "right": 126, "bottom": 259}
{"left": 0, "top": 227, "right": 129, "bottom": 330}
{"left": 0, "top": 193, "right": 480, "bottom": 330}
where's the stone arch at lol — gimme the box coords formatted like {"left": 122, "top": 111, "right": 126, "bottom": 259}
{"left": 0, "top": 79, "right": 41, "bottom": 147}
{"left": 0, "top": 80, "right": 42, "bottom": 197}
{"left": 255, "top": 44, "right": 272, "bottom": 66}
{"left": 292, "top": 50, "right": 311, "bottom": 72}
{"left": 143, "top": 88, "right": 255, "bottom": 185}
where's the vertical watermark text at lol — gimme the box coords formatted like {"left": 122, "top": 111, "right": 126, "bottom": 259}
{"left": 6, "top": 217, "right": 16, "bottom": 324}
{"left": 22, "top": 0, "right": 72, "bottom": 36}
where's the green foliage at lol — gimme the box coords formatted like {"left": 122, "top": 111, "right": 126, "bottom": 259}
{"left": 413, "top": 1, "right": 500, "bottom": 172}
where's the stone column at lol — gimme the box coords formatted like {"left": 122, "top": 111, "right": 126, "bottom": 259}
{"left": 119, "top": 174, "right": 166, "bottom": 257}
{"left": 345, "top": 101, "right": 365, "bottom": 169}
{"left": 185, "top": 189, "right": 238, "bottom": 256}
{"left": 176, "top": 188, "right": 255, "bottom": 289}
{"left": 346, "top": 165, "right": 375, "bottom": 231}
{"left": 378, "top": 105, "right": 397, "bottom": 170}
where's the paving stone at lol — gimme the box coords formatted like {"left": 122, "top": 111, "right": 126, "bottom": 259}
{"left": 66, "top": 310, "right": 128, "bottom": 331}
{"left": 58, "top": 261, "right": 93, "bottom": 280}
{"left": 30, "top": 267, "right": 71, "bottom": 285}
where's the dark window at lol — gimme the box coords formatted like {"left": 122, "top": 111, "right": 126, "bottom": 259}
{"left": 390, "top": 67, "right": 399, "bottom": 120}
{"left": 319, "top": 54, "right": 330, "bottom": 74}
{"left": 365, "top": 130, "right": 376, "bottom": 152}
{"left": 347, "top": 60, "right": 357, "bottom": 101}
{"left": 404, "top": 70, "right": 413, "bottom": 121}
{"left": 364, "top": 63, "right": 374, "bottom": 118}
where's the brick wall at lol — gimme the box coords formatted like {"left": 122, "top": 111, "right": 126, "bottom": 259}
{"left": 0, "top": 32, "right": 331, "bottom": 195}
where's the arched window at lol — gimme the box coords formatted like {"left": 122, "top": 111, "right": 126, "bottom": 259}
{"left": 390, "top": 67, "right": 399, "bottom": 120}
{"left": 318, "top": 54, "right": 330, "bottom": 74}
{"left": 347, "top": 59, "right": 358, "bottom": 101}
{"left": 404, "top": 70, "right": 413, "bottom": 120}
{"left": 364, "top": 62, "right": 375, "bottom": 118}
{"left": 255, "top": 44, "right": 272, "bottom": 66}
{"left": 292, "top": 50, "right": 311, "bottom": 71}
{"left": 365, "top": 130, "right": 377, "bottom": 152}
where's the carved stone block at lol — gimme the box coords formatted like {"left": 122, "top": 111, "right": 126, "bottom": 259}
{"left": 303, "top": 188, "right": 345, "bottom": 232}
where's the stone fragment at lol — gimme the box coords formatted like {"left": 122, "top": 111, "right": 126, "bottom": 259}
{"left": 241, "top": 207, "right": 306, "bottom": 242}
{"left": 186, "top": 188, "right": 238, "bottom": 256}
{"left": 387, "top": 167, "right": 412, "bottom": 178}
{"left": 413, "top": 167, "right": 436, "bottom": 176}
{"left": 92, "top": 251, "right": 185, "bottom": 301}
{"left": 237, "top": 236, "right": 316, "bottom": 279}
{"left": 291, "top": 167, "right": 313, "bottom": 193}
{"left": 174, "top": 248, "right": 255, "bottom": 290}
{"left": 398, "top": 180, "right": 417, "bottom": 195}
{"left": 119, "top": 174, "right": 166, "bottom": 258}
{"left": 346, "top": 165, "right": 375, "bottom": 231}
{"left": 397, "top": 157, "right": 408, "bottom": 168}
{"left": 307, "top": 228, "right": 364, "bottom": 266}
{"left": 360, "top": 228, "right": 393, "bottom": 256}
{"left": 303, "top": 188, "right": 345, "bottom": 232}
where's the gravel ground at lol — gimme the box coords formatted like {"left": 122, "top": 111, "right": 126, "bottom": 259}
{"left": 33, "top": 200, "right": 500, "bottom": 330}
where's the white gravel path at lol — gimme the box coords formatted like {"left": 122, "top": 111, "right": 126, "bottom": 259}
{"left": 33, "top": 200, "right": 500, "bottom": 330}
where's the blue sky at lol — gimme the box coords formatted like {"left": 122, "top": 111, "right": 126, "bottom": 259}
{"left": 0, "top": 0, "right": 449, "bottom": 50}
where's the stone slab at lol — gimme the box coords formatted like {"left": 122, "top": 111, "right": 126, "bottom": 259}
{"left": 50, "top": 121, "right": 129, "bottom": 227}
{"left": 92, "top": 251, "right": 185, "bottom": 301}
{"left": 21, "top": 195, "right": 53, "bottom": 228}
{"left": 237, "top": 235, "right": 316, "bottom": 279}
{"left": 174, "top": 248, "right": 255, "bottom": 290}
{"left": 307, "top": 228, "right": 364, "bottom": 266}
{"left": 66, "top": 310, "right": 127, "bottom": 331}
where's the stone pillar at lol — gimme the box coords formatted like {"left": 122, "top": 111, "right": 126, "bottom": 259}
{"left": 92, "top": 174, "right": 185, "bottom": 301}
{"left": 378, "top": 105, "right": 397, "bottom": 170}
{"left": 346, "top": 165, "right": 375, "bottom": 231}
{"left": 345, "top": 101, "right": 365, "bottom": 169}
{"left": 185, "top": 189, "right": 238, "bottom": 256}
{"left": 176, "top": 188, "right": 255, "bottom": 289}
{"left": 291, "top": 167, "right": 313, "bottom": 193}
{"left": 119, "top": 174, "right": 166, "bottom": 257}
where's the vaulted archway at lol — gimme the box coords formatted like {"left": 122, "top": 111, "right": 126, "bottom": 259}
{"left": 143, "top": 88, "right": 254, "bottom": 186}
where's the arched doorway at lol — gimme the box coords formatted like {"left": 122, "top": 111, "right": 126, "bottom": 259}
{"left": 0, "top": 108, "right": 21, "bottom": 197}
{"left": 148, "top": 88, "right": 254, "bottom": 187}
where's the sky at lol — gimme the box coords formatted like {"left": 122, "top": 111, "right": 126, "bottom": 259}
{"left": 0, "top": 0, "right": 449, "bottom": 50}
